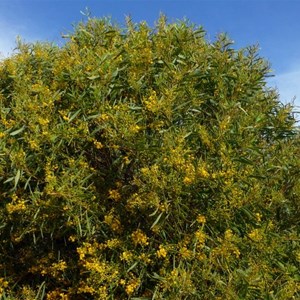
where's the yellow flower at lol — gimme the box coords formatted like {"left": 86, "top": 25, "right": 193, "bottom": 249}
{"left": 104, "top": 212, "right": 122, "bottom": 233}
{"left": 179, "top": 246, "right": 193, "bottom": 260}
{"left": 198, "top": 166, "right": 209, "bottom": 178}
{"left": 106, "top": 238, "right": 121, "bottom": 249}
{"left": 131, "top": 229, "right": 149, "bottom": 246}
{"left": 120, "top": 251, "right": 134, "bottom": 262}
{"left": 125, "top": 278, "right": 140, "bottom": 295}
{"left": 119, "top": 279, "right": 126, "bottom": 286}
{"left": 196, "top": 252, "right": 206, "bottom": 261}
{"left": 195, "top": 230, "right": 206, "bottom": 245}
{"left": 255, "top": 213, "right": 262, "bottom": 222}
{"left": 248, "top": 229, "right": 263, "bottom": 242}
{"left": 108, "top": 189, "right": 121, "bottom": 201}
{"left": 144, "top": 90, "right": 160, "bottom": 112}
{"left": 183, "top": 176, "right": 193, "bottom": 185}
{"left": 0, "top": 278, "right": 9, "bottom": 295}
{"left": 93, "top": 140, "right": 103, "bottom": 149}
{"left": 156, "top": 245, "right": 167, "bottom": 258}
{"left": 139, "top": 253, "right": 152, "bottom": 264}
{"left": 37, "top": 117, "right": 50, "bottom": 126}
{"left": 123, "top": 156, "right": 130, "bottom": 165}
{"left": 130, "top": 124, "right": 141, "bottom": 133}
{"left": 98, "top": 286, "right": 108, "bottom": 299}
{"left": 68, "top": 235, "right": 76, "bottom": 242}
{"left": 224, "top": 229, "right": 233, "bottom": 240}
{"left": 29, "top": 139, "right": 39, "bottom": 150}
{"left": 196, "top": 215, "right": 206, "bottom": 224}
{"left": 6, "top": 199, "right": 26, "bottom": 214}
{"left": 77, "top": 285, "right": 95, "bottom": 295}
{"left": 233, "top": 247, "right": 240, "bottom": 258}
{"left": 98, "top": 113, "right": 109, "bottom": 121}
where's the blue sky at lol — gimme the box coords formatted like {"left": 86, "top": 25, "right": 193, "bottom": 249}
{"left": 0, "top": 0, "right": 299, "bottom": 111}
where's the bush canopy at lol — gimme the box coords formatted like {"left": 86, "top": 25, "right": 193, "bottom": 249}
{"left": 0, "top": 16, "right": 299, "bottom": 299}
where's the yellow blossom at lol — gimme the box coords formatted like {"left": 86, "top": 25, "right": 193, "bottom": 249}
{"left": 98, "top": 113, "right": 109, "bottom": 121}
{"left": 139, "top": 253, "right": 152, "bottom": 264}
{"left": 120, "top": 251, "right": 134, "bottom": 262}
{"left": 131, "top": 229, "right": 149, "bottom": 246}
{"left": 29, "top": 139, "right": 39, "bottom": 150}
{"left": 196, "top": 252, "right": 206, "bottom": 261}
{"left": 248, "top": 229, "right": 263, "bottom": 242}
{"left": 37, "top": 117, "right": 50, "bottom": 126}
{"left": 232, "top": 247, "right": 240, "bottom": 258}
{"left": 68, "top": 235, "right": 76, "bottom": 242}
{"left": 6, "top": 199, "right": 26, "bottom": 214}
{"left": 93, "top": 140, "right": 103, "bottom": 149}
{"left": 156, "top": 245, "right": 167, "bottom": 258}
{"left": 196, "top": 215, "right": 206, "bottom": 224}
{"left": 0, "top": 278, "right": 9, "bottom": 295}
{"left": 104, "top": 212, "right": 122, "bottom": 233}
{"left": 198, "top": 166, "right": 209, "bottom": 178}
{"left": 119, "top": 279, "right": 126, "bottom": 286}
{"left": 77, "top": 285, "right": 95, "bottom": 295}
{"left": 179, "top": 246, "right": 193, "bottom": 260}
{"left": 224, "top": 229, "right": 233, "bottom": 240}
{"left": 125, "top": 278, "right": 140, "bottom": 295}
{"left": 255, "top": 212, "right": 262, "bottom": 222}
{"left": 106, "top": 238, "right": 121, "bottom": 249}
{"left": 183, "top": 176, "right": 193, "bottom": 185}
{"left": 130, "top": 124, "right": 141, "bottom": 133}
{"left": 98, "top": 286, "right": 108, "bottom": 299}
{"left": 108, "top": 189, "right": 121, "bottom": 201}
{"left": 195, "top": 230, "right": 206, "bottom": 245}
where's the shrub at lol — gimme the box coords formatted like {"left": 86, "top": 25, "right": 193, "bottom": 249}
{"left": 0, "top": 16, "right": 299, "bottom": 299}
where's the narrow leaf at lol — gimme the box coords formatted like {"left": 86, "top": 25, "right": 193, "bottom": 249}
{"left": 10, "top": 126, "right": 25, "bottom": 136}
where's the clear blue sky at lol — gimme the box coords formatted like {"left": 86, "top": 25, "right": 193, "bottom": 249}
{"left": 1, "top": 0, "right": 299, "bottom": 110}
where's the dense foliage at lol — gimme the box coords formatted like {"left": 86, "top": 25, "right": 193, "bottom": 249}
{"left": 0, "top": 16, "right": 299, "bottom": 299}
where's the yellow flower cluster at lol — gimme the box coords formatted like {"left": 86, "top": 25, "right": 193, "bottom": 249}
{"left": 6, "top": 194, "right": 26, "bottom": 214}
{"left": 0, "top": 278, "right": 8, "bottom": 295}
{"left": 93, "top": 140, "right": 103, "bottom": 149}
{"left": 197, "top": 165, "right": 210, "bottom": 178}
{"left": 195, "top": 230, "right": 206, "bottom": 246}
{"left": 196, "top": 214, "right": 206, "bottom": 224}
{"left": 104, "top": 211, "right": 123, "bottom": 233}
{"left": 179, "top": 246, "right": 193, "bottom": 260}
{"left": 46, "top": 290, "right": 69, "bottom": 300}
{"left": 156, "top": 245, "right": 168, "bottom": 258}
{"left": 248, "top": 228, "right": 263, "bottom": 242}
{"left": 212, "top": 230, "right": 241, "bottom": 261}
{"left": 125, "top": 277, "right": 140, "bottom": 295}
{"left": 131, "top": 229, "right": 149, "bottom": 246}
{"left": 84, "top": 259, "right": 109, "bottom": 275}
{"left": 120, "top": 250, "right": 134, "bottom": 262}
{"left": 41, "top": 260, "right": 67, "bottom": 277}
{"left": 143, "top": 90, "right": 160, "bottom": 112}
{"left": 108, "top": 189, "right": 121, "bottom": 201}
{"left": 77, "top": 242, "right": 98, "bottom": 260}
{"left": 183, "top": 161, "right": 196, "bottom": 185}
{"left": 162, "top": 268, "right": 195, "bottom": 294}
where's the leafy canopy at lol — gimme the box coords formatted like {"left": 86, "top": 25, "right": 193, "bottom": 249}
{"left": 0, "top": 15, "right": 299, "bottom": 299}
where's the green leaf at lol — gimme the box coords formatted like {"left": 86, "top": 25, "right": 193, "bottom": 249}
{"left": 127, "top": 261, "right": 138, "bottom": 272}
{"left": 68, "top": 109, "right": 81, "bottom": 123}
{"left": 151, "top": 212, "right": 163, "bottom": 229}
{"left": 10, "top": 126, "right": 25, "bottom": 136}
{"left": 87, "top": 75, "right": 100, "bottom": 80}
{"left": 14, "top": 169, "right": 21, "bottom": 189}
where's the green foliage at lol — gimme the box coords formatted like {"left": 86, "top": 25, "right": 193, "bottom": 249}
{"left": 0, "top": 16, "right": 299, "bottom": 299}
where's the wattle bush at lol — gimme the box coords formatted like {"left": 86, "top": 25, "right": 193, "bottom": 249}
{"left": 0, "top": 16, "right": 299, "bottom": 299}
